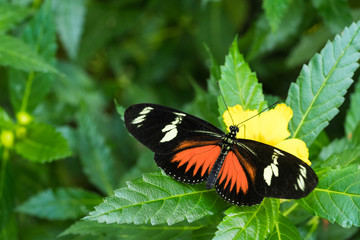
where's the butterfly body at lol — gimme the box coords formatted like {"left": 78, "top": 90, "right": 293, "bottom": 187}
{"left": 124, "top": 103, "right": 318, "bottom": 206}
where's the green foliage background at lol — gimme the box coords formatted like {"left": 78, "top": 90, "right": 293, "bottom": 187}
{"left": 0, "top": 0, "right": 360, "bottom": 239}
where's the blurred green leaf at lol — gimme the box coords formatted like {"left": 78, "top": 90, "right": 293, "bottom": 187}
{"left": 0, "top": 35, "right": 57, "bottom": 73}
{"left": 286, "top": 26, "right": 332, "bottom": 68}
{"left": 286, "top": 21, "right": 360, "bottom": 146}
{"left": 214, "top": 198, "right": 279, "bottom": 240}
{"left": 312, "top": 0, "right": 353, "bottom": 34}
{"left": 77, "top": 113, "right": 117, "bottom": 195}
{"left": 247, "top": 0, "right": 305, "bottom": 60}
{"left": 0, "top": 3, "right": 31, "bottom": 33}
{"left": 299, "top": 166, "right": 360, "bottom": 228}
{"left": 53, "top": 0, "right": 86, "bottom": 60}
{"left": 218, "top": 38, "right": 266, "bottom": 115}
{"left": 268, "top": 214, "right": 302, "bottom": 240}
{"left": 17, "top": 188, "right": 102, "bottom": 220}
{"left": 15, "top": 123, "right": 72, "bottom": 162}
{"left": 85, "top": 172, "right": 226, "bottom": 225}
{"left": 0, "top": 154, "right": 15, "bottom": 233}
{"left": 345, "top": 79, "right": 360, "bottom": 136}
{"left": 9, "top": 0, "right": 56, "bottom": 113}
{"left": 0, "top": 107, "right": 13, "bottom": 129}
{"left": 263, "top": 0, "right": 290, "bottom": 32}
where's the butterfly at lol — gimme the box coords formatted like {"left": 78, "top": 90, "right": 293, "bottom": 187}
{"left": 124, "top": 103, "right": 318, "bottom": 206}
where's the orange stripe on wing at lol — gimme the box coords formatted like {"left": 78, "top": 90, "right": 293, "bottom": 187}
{"left": 218, "top": 151, "right": 249, "bottom": 194}
{"left": 171, "top": 145, "right": 221, "bottom": 177}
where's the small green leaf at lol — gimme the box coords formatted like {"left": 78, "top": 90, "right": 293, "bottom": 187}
{"left": 325, "top": 147, "right": 360, "bottom": 167}
{"left": 214, "top": 198, "right": 279, "bottom": 240}
{"left": 15, "top": 123, "right": 72, "bottom": 162}
{"left": 77, "top": 113, "right": 117, "bottom": 195}
{"left": 0, "top": 3, "right": 31, "bottom": 33}
{"left": 219, "top": 38, "right": 266, "bottom": 114}
{"left": 268, "top": 214, "right": 302, "bottom": 240}
{"left": 85, "top": 172, "right": 226, "bottom": 226}
{"left": 263, "top": 0, "right": 290, "bottom": 32}
{"left": 286, "top": 21, "right": 360, "bottom": 146}
{"left": 298, "top": 166, "right": 360, "bottom": 228}
{"left": 114, "top": 99, "right": 125, "bottom": 119}
{"left": 345, "top": 79, "right": 360, "bottom": 136}
{"left": 0, "top": 35, "right": 57, "bottom": 73}
{"left": 17, "top": 188, "right": 102, "bottom": 220}
{"left": 53, "top": 0, "right": 86, "bottom": 59}
{"left": 312, "top": 0, "right": 353, "bottom": 34}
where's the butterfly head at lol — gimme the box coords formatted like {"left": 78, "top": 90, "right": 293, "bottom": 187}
{"left": 229, "top": 125, "right": 239, "bottom": 135}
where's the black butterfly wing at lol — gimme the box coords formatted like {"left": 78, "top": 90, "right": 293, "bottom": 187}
{"left": 234, "top": 139, "right": 318, "bottom": 199}
{"left": 124, "top": 103, "right": 224, "bottom": 183}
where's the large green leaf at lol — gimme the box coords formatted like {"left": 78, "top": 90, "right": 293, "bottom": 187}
{"left": 311, "top": 0, "right": 353, "bottom": 34}
{"left": 15, "top": 123, "right": 72, "bottom": 162}
{"left": 85, "top": 172, "right": 226, "bottom": 226}
{"left": 219, "top": 38, "right": 266, "bottom": 115}
{"left": 262, "top": 0, "right": 290, "bottom": 32}
{"left": 61, "top": 220, "right": 206, "bottom": 239}
{"left": 286, "top": 21, "right": 360, "bottom": 146}
{"left": 267, "top": 214, "right": 302, "bottom": 240}
{"left": 17, "top": 188, "right": 102, "bottom": 220}
{"left": 0, "top": 35, "right": 57, "bottom": 73}
{"left": 213, "top": 198, "right": 279, "bottom": 240}
{"left": 77, "top": 113, "right": 117, "bottom": 195}
{"left": 0, "top": 3, "right": 31, "bottom": 33}
{"left": 298, "top": 166, "right": 360, "bottom": 228}
{"left": 0, "top": 107, "right": 13, "bottom": 129}
{"left": 345, "top": 79, "right": 360, "bottom": 136}
{"left": 53, "top": 0, "right": 86, "bottom": 59}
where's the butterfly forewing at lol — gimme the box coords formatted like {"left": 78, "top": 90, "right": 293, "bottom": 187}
{"left": 125, "top": 103, "right": 224, "bottom": 183}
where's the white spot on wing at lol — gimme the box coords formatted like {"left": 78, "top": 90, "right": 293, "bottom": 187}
{"left": 159, "top": 113, "right": 185, "bottom": 143}
{"left": 264, "top": 165, "right": 273, "bottom": 185}
{"left": 299, "top": 165, "right": 307, "bottom": 178}
{"left": 131, "top": 106, "right": 153, "bottom": 125}
{"left": 274, "top": 148, "right": 285, "bottom": 156}
{"left": 297, "top": 175, "right": 305, "bottom": 191}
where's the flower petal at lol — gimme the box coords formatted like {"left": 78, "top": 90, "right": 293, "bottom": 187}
{"left": 275, "top": 139, "right": 311, "bottom": 165}
{"left": 257, "top": 103, "right": 292, "bottom": 145}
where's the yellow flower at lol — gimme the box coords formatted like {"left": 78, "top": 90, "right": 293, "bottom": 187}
{"left": 223, "top": 103, "right": 311, "bottom": 165}
{"left": 1, "top": 130, "right": 14, "bottom": 148}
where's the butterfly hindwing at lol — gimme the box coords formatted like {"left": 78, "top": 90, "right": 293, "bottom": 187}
{"left": 235, "top": 139, "right": 318, "bottom": 199}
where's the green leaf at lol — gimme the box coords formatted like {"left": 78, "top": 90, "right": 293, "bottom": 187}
{"left": 17, "top": 188, "right": 102, "bottom": 220}
{"left": 61, "top": 220, "right": 204, "bottom": 239}
{"left": 267, "top": 214, "right": 302, "bottom": 240}
{"left": 0, "top": 3, "right": 31, "bottom": 33}
{"left": 298, "top": 166, "right": 360, "bottom": 228}
{"left": 214, "top": 198, "right": 279, "bottom": 240}
{"left": 219, "top": 38, "right": 266, "bottom": 115}
{"left": 77, "top": 113, "right": 117, "bottom": 195}
{"left": 53, "top": 0, "right": 86, "bottom": 59}
{"left": 15, "top": 123, "right": 72, "bottom": 162}
{"left": 286, "top": 21, "right": 360, "bottom": 146}
{"left": 0, "top": 154, "right": 15, "bottom": 232}
{"left": 114, "top": 99, "right": 125, "bottom": 119}
{"left": 0, "top": 35, "right": 57, "bottom": 73}
{"left": 345, "top": 79, "right": 360, "bottom": 136}
{"left": 263, "top": 0, "right": 290, "bottom": 32}
{"left": 325, "top": 147, "right": 360, "bottom": 167}
{"left": 85, "top": 172, "right": 226, "bottom": 225}
{"left": 312, "top": 0, "right": 353, "bottom": 34}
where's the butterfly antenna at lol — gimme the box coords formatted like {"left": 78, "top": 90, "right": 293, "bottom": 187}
{"left": 217, "top": 82, "right": 236, "bottom": 126}
{"left": 236, "top": 101, "right": 281, "bottom": 127}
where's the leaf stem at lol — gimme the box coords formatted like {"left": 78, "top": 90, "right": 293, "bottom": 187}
{"left": 282, "top": 201, "right": 298, "bottom": 217}
{"left": 20, "top": 71, "right": 35, "bottom": 112}
{"left": 0, "top": 148, "right": 9, "bottom": 201}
